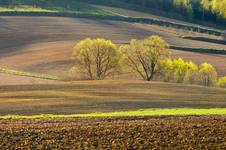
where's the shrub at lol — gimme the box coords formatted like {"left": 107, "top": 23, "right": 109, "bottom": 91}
{"left": 184, "top": 61, "right": 199, "bottom": 84}
{"left": 198, "top": 63, "right": 218, "bottom": 86}
{"left": 217, "top": 76, "right": 226, "bottom": 88}
{"left": 172, "top": 58, "right": 189, "bottom": 83}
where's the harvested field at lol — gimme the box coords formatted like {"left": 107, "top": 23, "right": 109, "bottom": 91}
{"left": 0, "top": 116, "right": 225, "bottom": 149}
{"left": 0, "top": 80, "right": 225, "bottom": 115}
{"left": 0, "top": 16, "right": 226, "bottom": 81}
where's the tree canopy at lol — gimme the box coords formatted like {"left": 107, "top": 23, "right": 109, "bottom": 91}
{"left": 120, "top": 36, "right": 169, "bottom": 81}
{"left": 72, "top": 38, "right": 121, "bottom": 80}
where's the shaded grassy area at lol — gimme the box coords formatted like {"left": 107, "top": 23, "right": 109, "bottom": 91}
{"left": 0, "top": 0, "right": 120, "bottom": 16}
{"left": 0, "top": 80, "right": 226, "bottom": 115}
{"left": 170, "top": 45, "right": 226, "bottom": 55}
{"left": 81, "top": 0, "right": 226, "bottom": 29}
{"left": 182, "top": 36, "right": 226, "bottom": 45}
{"left": 0, "top": 7, "right": 54, "bottom": 12}
{"left": 0, "top": 68, "right": 59, "bottom": 80}
{"left": 0, "top": 0, "right": 222, "bottom": 35}
{"left": 1, "top": 108, "right": 226, "bottom": 119}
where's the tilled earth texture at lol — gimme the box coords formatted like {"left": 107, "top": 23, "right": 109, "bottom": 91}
{"left": 0, "top": 116, "right": 225, "bottom": 150}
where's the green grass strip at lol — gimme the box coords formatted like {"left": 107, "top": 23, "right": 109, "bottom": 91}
{"left": 0, "top": 67, "right": 59, "bottom": 80}
{"left": 1, "top": 108, "right": 226, "bottom": 119}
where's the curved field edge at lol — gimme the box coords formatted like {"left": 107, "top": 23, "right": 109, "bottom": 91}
{"left": 0, "top": 11, "right": 222, "bottom": 36}
{"left": 1, "top": 108, "right": 226, "bottom": 119}
{"left": 170, "top": 45, "right": 226, "bottom": 55}
{"left": 0, "top": 68, "right": 59, "bottom": 80}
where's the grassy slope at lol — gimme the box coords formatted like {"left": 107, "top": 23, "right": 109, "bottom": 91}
{"left": 0, "top": 0, "right": 222, "bottom": 36}
{"left": 1, "top": 108, "right": 226, "bottom": 119}
{"left": 82, "top": 0, "right": 226, "bottom": 30}
{"left": 0, "top": 80, "right": 226, "bottom": 115}
{"left": 1, "top": 17, "right": 226, "bottom": 78}
{"left": 0, "top": 0, "right": 120, "bottom": 16}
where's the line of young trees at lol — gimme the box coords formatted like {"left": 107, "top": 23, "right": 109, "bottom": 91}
{"left": 71, "top": 36, "right": 226, "bottom": 88}
{"left": 118, "top": 0, "right": 226, "bottom": 25}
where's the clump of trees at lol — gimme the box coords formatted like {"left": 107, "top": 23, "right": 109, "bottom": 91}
{"left": 71, "top": 36, "right": 225, "bottom": 88}
{"left": 160, "top": 58, "right": 218, "bottom": 86}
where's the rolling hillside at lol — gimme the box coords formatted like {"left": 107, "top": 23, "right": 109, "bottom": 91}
{"left": 0, "top": 80, "right": 226, "bottom": 115}
{"left": 0, "top": 1, "right": 225, "bottom": 149}
{"left": 0, "top": 16, "right": 225, "bottom": 81}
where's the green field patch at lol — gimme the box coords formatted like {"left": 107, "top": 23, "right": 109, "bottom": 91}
{"left": 0, "top": 0, "right": 120, "bottom": 17}
{"left": 1, "top": 108, "right": 225, "bottom": 119}
{"left": 0, "top": 68, "right": 59, "bottom": 80}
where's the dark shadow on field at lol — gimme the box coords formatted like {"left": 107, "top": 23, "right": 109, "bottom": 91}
{"left": 183, "top": 36, "right": 226, "bottom": 45}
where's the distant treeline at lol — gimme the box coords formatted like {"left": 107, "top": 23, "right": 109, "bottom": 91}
{"left": 115, "top": 0, "right": 226, "bottom": 25}
{"left": 0, "top": 0, "right": 223, "bottom": 35}
{"left": 82, "top": 0, "right": 226, "bottom": 26}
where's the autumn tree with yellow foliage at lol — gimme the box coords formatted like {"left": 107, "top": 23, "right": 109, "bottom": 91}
{"left": 72, "top": 38, "right": 121, "bottom": 80}
{"left": 120, "top": 36, "right": 169, "bottom": 81}
{"left": 198, "top": 63, "right": 218, "bottom": 86}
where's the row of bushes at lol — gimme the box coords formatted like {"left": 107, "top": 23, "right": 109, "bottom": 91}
{"left": 160, "top": 58, "right": 226, "bottom": 88}
{"left": 0, "top": 9, "right": 223, "bottom": 36}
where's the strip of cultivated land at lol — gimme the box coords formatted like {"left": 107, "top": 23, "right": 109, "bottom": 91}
{"left": 0, "top": 116, "right": 225, "bottom": 149}
{"left": 1, "top": 108, "right": 225, "bottom": 119}
{"left": 0, "top": 80, "right": 225, "bottom": 115}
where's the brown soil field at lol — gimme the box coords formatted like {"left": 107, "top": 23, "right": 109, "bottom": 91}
{"left": 0, "top": 116, "right": 225, "bottom": 149}
{"left": 0, "top": 80, "right": 225, "bottom": 115}
{"left": 0, "top": 16, "right": 226, "bottom": 84}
